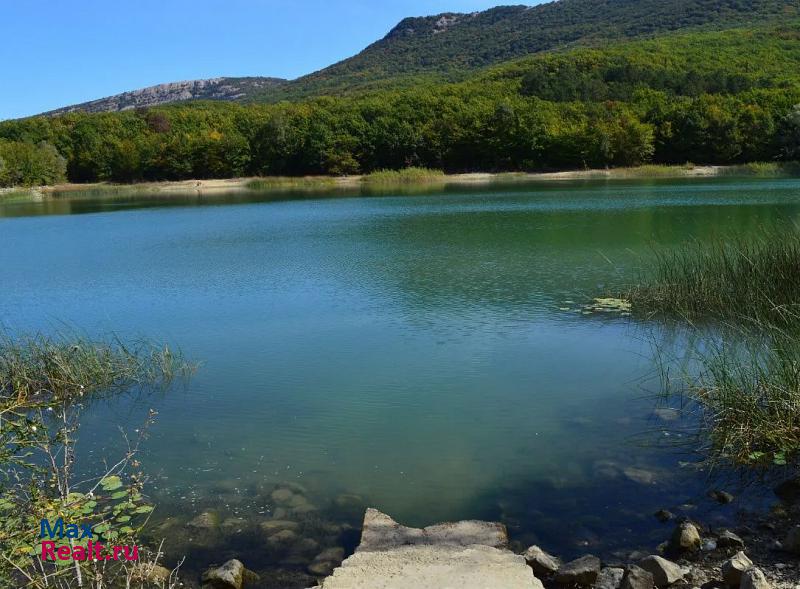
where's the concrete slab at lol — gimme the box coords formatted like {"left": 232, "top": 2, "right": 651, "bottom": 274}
{"left": 311, "top": 509, "right": 543, "bottom": 589}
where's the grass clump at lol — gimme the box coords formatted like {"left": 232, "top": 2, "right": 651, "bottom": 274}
{"left": 361, "top": 167, "right": 445, "bottom": 185}
{"left": 718, "top": 161, "right": 800, "bottom": 177}
{"left": 625, "top": 231, "right": 800, "bottom": 325}
{"left": 689, "top": 327, "right": 800, "bottom": 468}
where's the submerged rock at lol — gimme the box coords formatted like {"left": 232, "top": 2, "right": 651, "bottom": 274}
{"left": 267, "top": 529, "right": 299, "bottom": 549}
{"left": 637, "top": 555, "right": 687, "bottom": 587}
{"left": 131, "top": 563, "right": 172, "bottom": 584}
{"left": 260, "top": 519, "right": 300, "bottom": 534}
{"left": 623, "top": 467, "right": 657, "bottom": 486}
{"left": 654, "top": 510, "right": 675, "bottom": 523}
{"left": 523, "top": 545, "right": 561, "bottom": 576}
{"left": 308, "top": 547, "right": 346, "bottom": 577}
{"left": 721, "top": 551, "right": 753, "bottom": 586}
{"left": 188, "top": 511, "right": 220, "bottom": 530}
{"left": 201, "top": 559, "right": 258, "bottom": 589}
{"left": 709, "top": 490, "right": 735, "bottom": 504}
{"left": 555, "top": 555, "right": 601, "bottom": 586}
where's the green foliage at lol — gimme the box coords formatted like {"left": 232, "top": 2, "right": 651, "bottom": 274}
{"left": 264, "top": 0, "right": 799, "bottom": 101}
{"left": 625, "top": 231, "right": 800, "bottom": 325}
{"left": 0, "top": 140, "right": 66, "bottom": 187}
{"left": 0, "top": 333, "right": 192, "bottom": 587}
{"left": 2, "top": 23, "right": 800, "bottom": 187}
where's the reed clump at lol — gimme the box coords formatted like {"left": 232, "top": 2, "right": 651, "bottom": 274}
{"left": 625, "top": 232, "right": 800, "bottom": 325}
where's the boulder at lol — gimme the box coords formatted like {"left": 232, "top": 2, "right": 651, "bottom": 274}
{"left": 669, "top": 522, "right": 702, "bottom": 552}
{"left": 741, "top": 567, "right": 771, "bottom": 589}
{"left": 555, "top": 555, "right": 602, "bottom": 586}
{"left": 593, "top": 567, "right": 625, "bottom": 589}
{"left": 523, "top": 545, "right": 561, "bottom": 576}
{"left": 785, "top": 526, "right": 800, "bottom": 554}
{"left": 201, "top": 559, "right": 245, "bottom": 589}
{"left": 721, "top": 552, "right": 753, "bottom": 587}
{"left": 717, "top": 530, "right": 745, "bottom": 549}
{"left": 637, "top": 555, "right": 687, "bottom": 587}
{"left": 620, "top": 565, "right": 655, "bottom": 589}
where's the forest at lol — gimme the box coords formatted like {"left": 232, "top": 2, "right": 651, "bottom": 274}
{"left": 1, "top": 23, "right": 800, "bottom": 187}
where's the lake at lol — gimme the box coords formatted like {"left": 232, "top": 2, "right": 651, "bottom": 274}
{"left": 2, "top": 177, "right": 798, "bottom": 581}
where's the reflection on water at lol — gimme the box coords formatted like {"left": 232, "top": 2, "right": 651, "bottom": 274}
{"left": 2, "top": 177, "right": 799, "bottom": 582}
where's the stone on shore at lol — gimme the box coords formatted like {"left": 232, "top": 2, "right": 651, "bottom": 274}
{"left": 721, "top": 551, "right": 753, "bottom": 586}
{"left": 555, "top": 555, "right": 602, "bottom": 586}
{"left": 523, "top": 545, "right": 561, "bottom": 576}
{"left": 593, "top": 567, "right": 625, "bottom": 589}
{"left": 717, "top": 530, "right": 745, "bottom": 549}
{"left": 637, "top": 555, "right": 687, "bottom": 587}
{"left": 620, "top": 565, "right": 655, "bottom": 589}
{"left": 669, "top": 522, "right": 702, "bottom": 552}
{"left": 741, "top": 567, "right": 771, "bottom": 589}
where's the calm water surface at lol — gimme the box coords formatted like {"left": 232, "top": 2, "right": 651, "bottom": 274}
{"left": 2, "top": 178, "right": 799, "bottom": 576}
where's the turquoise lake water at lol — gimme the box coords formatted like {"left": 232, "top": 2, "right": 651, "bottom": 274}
{"left": 2, "top": 177, "right": 799, "bottom": 580}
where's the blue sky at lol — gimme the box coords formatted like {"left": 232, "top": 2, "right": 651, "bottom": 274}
{"left": 0, "top": 0, "right": 524, "bottom": 120}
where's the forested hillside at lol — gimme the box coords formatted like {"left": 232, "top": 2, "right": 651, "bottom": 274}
{"left": 265, "top": 0, "right": 800, "bottom": 100}
{"left": 2, "top": 22, "right": 800, "bottom": 186}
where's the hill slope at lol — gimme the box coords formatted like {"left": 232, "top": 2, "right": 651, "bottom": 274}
{"left": 45, "top": 77, "right": 286, "bottom": 115}
{"left": 266, "top": 0, "right": 799, "bottom": 100}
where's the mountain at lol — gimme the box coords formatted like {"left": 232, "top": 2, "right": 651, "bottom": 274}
{"left": 45, "top": 77, "right": 286, "bottom": 115}
{"left": 36, "top": 0, "right": 800, "bottom": 114}
{"left": 265, "top": 0, "right": 799, "bottom": 100}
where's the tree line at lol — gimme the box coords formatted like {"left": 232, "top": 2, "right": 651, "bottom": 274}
{"left": 1, "top": 25, "right": 800, "bottom": 187}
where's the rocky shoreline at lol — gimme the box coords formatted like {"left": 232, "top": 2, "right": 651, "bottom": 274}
{"left": 157, "top": 476, "right": 800, "bottom": 589}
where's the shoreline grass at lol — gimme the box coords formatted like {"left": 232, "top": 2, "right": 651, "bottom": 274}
{"left": 624, "top": 231, "right": 800, "bottom": 325}
{"left": 620, "top": 229, "right": 800, "bottom": 470}
{"left": 361, "top": 167, "right": 446, "bottom": 185}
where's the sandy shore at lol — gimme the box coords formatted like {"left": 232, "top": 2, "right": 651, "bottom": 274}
{"left": 0, "top": 165, "right": 759, "bottom": 200}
